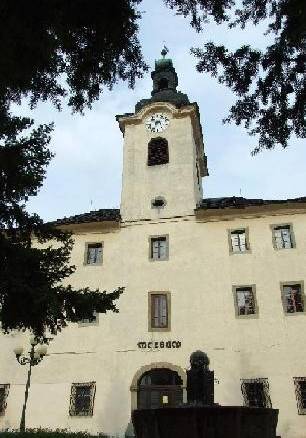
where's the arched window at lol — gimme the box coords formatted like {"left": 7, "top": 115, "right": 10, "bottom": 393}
{"left": 148, "top": 137, "right": 169, "bottom": 166}
{"left": 158, "top": 77, "right": 169, "bottom": 90}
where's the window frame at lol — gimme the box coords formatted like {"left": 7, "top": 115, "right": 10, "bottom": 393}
{"left": 148, "top": 291, "right": 171, "bottom": 332}
{"left": 84, "top": 242, "right": 103, "bottom": 266}
{"left": 280, "top": 281, "right": 305, "bottom": 315}
{"left": 227, "top": 227, "right": 251, "bottom": 255}
{"left": 148, "top": 234, "right": 169, "bottom": 261}
{"left": 69, "top": 382, "right": 96, "bottom": 417}
{"left": 0, "top": 384, "right": 9, "bottom": 416}
{"left": 241, "top": 378, "right": 272, "bottom": 408}
{"left": 232, "top": 284, "right": 259, "bottom": 318}
{"left": 77, "top": 311, "right": 99, "bottom": 327}
{"left": 294, "top": 377, "right": 306, "bottom": 415}
{"left": 270, "top": 223, "right": 295, "bottom": 250}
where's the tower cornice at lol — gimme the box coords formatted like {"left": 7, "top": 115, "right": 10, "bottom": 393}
{"left": 116, "top": 101, "right": 208, "bottom": 177}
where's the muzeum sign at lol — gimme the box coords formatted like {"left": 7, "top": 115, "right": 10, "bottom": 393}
{"left": 137, "top": 340, "right": 182, "bottom": 349}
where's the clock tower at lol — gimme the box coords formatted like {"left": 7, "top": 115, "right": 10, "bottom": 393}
{"left": 117, "top": 50, "right": 208, "bottom": 222}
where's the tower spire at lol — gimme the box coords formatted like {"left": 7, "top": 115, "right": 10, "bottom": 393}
{"left": 161, "top": 45, "right": 169, "bottom": 58}
{"left": 134, "top": 51, "right": 190, "bottom": 112}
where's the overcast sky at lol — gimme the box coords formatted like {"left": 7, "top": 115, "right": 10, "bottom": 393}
{"left": 22, "top": 0, "right": 305, "bottom": 222}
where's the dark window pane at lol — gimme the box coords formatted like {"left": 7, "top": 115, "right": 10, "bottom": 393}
{"left": 87, "top": 243, "right": 102, "bottom": 264}
{"left": 0, "top": 388, "right": 5, "bottom": 413}
{"left": 148, "top": 138, "right": 169, "bottom": 166}
{"left": 75, "top": 386, "right": 91, "bottom": 414}
{"left": 245, "top": 383, "right": 265, "bottom": 407}
{"left": 299, "top": 381, "right": 306, "bottom": 409}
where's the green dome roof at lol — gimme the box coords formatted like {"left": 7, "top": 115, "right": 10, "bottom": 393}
{"left": 155, "top": 57, "right": 173, "bottom": 71}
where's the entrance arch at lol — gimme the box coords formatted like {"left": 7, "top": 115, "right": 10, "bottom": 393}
{"left": 130, "top": 362, "right": 186, "bottom": 410}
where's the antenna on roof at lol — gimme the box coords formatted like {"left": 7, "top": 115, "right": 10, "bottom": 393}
{"left": 239, "top": 188, "right": 242, "bottom": 196}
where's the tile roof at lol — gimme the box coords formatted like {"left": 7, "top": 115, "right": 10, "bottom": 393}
{"left": 51, "top": 196, "right": 306, "bottom": 225}
{"left": 53, "top": 209, "right": 121, "bottom": 225}
{"left": 197, "top": 196, "right": 306, "bottom": 210}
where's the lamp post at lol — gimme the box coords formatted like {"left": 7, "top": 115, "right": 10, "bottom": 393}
{"left": 14, "top": 336, "right": 48, "bottom": 432}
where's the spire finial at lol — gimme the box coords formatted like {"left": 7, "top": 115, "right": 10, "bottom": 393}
{"left": 161, "top": 45, "right": 169, "bottom": 58}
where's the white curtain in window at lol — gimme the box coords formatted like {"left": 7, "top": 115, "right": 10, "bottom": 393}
{"left": 231, "top": 231, "right": 246, "bottom": 252}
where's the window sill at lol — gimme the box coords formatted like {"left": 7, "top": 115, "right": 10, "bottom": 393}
{"left": 149, "top": 258, "right": 169, "bottom": 262}
{"left": 148, "top": 326, "right": 171, "bottom": 332}
{"left": 83, "top": 262, "right": 103, "bottom": 266}
{"left": 236, "top": 313, "right": 259, "bottom": 319}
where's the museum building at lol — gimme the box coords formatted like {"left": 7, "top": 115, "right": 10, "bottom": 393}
{"left": 1, "top": 54, "right": 306, "bottom": 438}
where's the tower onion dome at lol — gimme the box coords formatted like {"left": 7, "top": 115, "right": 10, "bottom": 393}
{"left": 135, "top": 47, "right": 190, "bottom": 112}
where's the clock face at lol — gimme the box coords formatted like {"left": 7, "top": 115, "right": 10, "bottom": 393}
{"left": 145, "top": 113, "right": 170, "bottom": 133}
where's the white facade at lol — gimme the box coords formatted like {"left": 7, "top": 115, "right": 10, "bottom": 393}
{"left": 1, "top": 59, "right": 306, "bottom": 438}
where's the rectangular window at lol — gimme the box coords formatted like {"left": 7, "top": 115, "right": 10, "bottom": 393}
{"left": 149, "top": 292, "right": 171, "bottom": 331}
{"left": 235, "top": 287, "right": 256, "bottom": 316}
{"left": 0, "top": 384, "right": 9, "bottom": 415}
{"left": 229, "top": 229, "right": 249, "bottom": 253}
{"left": 149, "top": 236, "right": 168, "bottom": 261}
{"left": 78, "top": 311, "right": 98, "bottom": 326}
{"left": 272, "top": 224, "right": 294, "bottom": 249}
{"left": 294, "top": 377, "right": 306, "bottom": 414}
{"left": 282, "top": 283, "right": 304, "bottom": 313}
{"left": 241, "top": 378, "right": 271, "bottom": 408}
{"left": 69, "top": 382, "right": 96, "bottom": 416}
{"left": 85, "top": 243, "right": 103, "bottom": 265}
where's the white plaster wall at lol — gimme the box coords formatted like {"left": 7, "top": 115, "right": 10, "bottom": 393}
{"left": 1, "top": 211, "right": 306, "bottom": 437}
{"left": 120, "top": 103, "right": 202, "bottom": 222}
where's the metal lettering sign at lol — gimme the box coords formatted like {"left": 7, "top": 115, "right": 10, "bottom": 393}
{"left": 137, "top": 340, "right": 181, "bottom": 349}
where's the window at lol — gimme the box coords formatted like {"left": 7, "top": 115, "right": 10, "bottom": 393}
{"left": 149, "top": 292, "right": 171, "bottom": 331}
{"left": 271, "top": 224, "right": 294, "bottom": 249}
{"left": 229, "top": 229, "right": 250, "bottom": 253}
{"left": 158, "top": 78, "right": 169, "bottom": 90}
{"left": 233, "top": 286, "right": 257, "bottom": 317}
{"left": 78, "top": 311, "right": 98, "bottom": 326}
{"left": 294, "top": 377, "right": 306, "bottom": 414}
{"left": 281, "top": 283, "right": 304, "bottom": 313}
{"left": 149, "top": 235, "right": 168, "bottom": 261}
{"left": 196, "top": 162, "right": 200, "bottom": 186}
{"left": 0, "top": 384, "right": 9, "bottom": 415}
{"left": 241, "top": 378, "right": 271, "bottom": 408}
{"left": 148, "top": 137, "right": 169, "bottom": 166}
{"left": 69, "top": 382, "right": 96, "bottom": 416}
{"left": 84, "top": 243, "right": 103, "bottom": 265}
{"left": 151, "top": 197, "right": 166, "bottom": 209}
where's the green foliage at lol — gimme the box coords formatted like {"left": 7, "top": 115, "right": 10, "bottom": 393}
{"left": 0, "top": 1, "right": 140, "bottom": 335}
{"left": 0, "top": 108, "right": 124, "bottom": 336}
{"left": 0, "top": 0, "right": 147, "bottom": 113}
{"left": 164, "top": 0, "right": 306, "bottom": 152}
{"left": 0, "top": 431, "right": 110, "bottom": 438}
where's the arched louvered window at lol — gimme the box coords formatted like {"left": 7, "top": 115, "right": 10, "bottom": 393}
{"left": 158, "top": 78, "right": 169, "bottom": 90}
{"left": 148, "top": 137, "right": 169, "bottom": 166}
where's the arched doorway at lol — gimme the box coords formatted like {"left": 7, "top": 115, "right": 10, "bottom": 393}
{"left": 137, "top": 368, "right": 183, "bottom": 409}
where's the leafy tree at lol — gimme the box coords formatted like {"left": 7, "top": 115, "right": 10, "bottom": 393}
{"left": 0, "top": 0, "right": 147, "bottom": 335}
{"left": 164, "top": 0, "right": 306, "bottom": 153}
{"left": 0, "top": 0, "right": 146, "bottom": 113}
{"left": 0, "top": 108, "right": 123, "bottom": 336}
